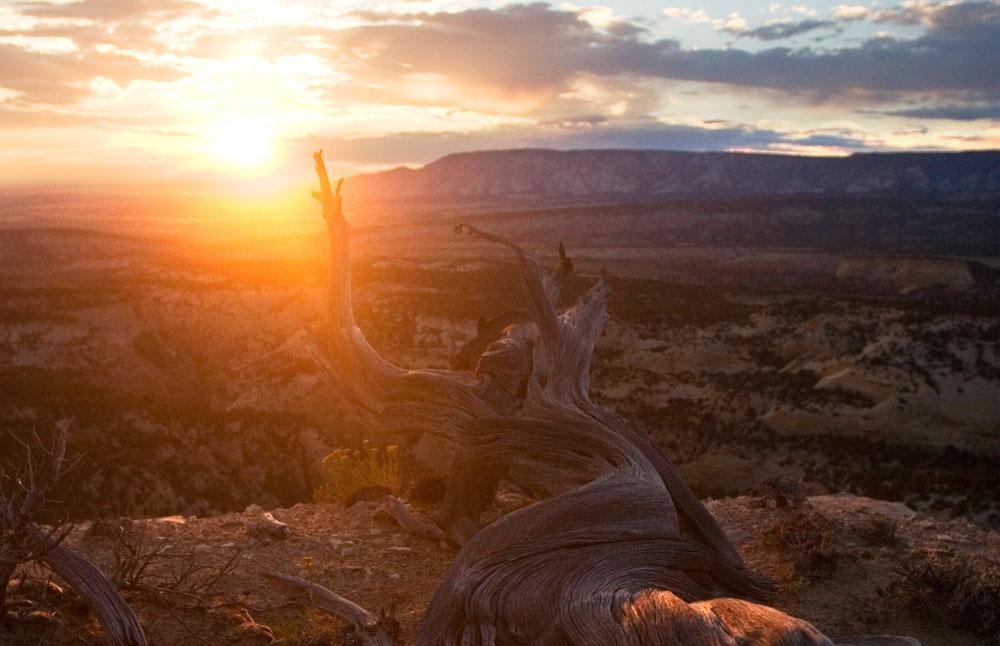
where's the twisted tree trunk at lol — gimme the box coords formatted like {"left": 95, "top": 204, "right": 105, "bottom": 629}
{"left": 39, "top": 538, "right": 147, "bottom": 646}
{"left": 305, "top": 151, "right": 832, "bottom": 644}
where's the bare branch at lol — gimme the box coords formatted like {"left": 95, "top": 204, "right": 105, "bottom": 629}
{"left": 454, "top": 223, "right": 560, "bottom": 354}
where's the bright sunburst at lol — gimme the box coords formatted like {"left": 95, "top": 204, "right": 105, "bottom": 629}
{"left": 202, "top": 116, "right": 280, "bottom": 172}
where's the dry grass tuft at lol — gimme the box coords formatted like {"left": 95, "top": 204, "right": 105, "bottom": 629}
{"left": 314, "top": 441, "right": 401, "bottom": 505}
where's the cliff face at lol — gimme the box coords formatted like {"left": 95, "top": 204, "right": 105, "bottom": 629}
{"left": 344, "top": 149, "right": 1000, "bottom": 204}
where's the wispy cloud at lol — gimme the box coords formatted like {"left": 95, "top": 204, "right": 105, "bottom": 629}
{"left": 741, "top": 18, "right": 838, "bottom": 40}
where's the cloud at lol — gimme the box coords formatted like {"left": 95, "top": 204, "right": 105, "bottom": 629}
{"left": 833, "top": 4, "right": 870, "bottom": 21}
{"left": 18, "top": 0, "right": 202, "bottom": 21}
{"left": 721, "top": 14, "right": 749, "bottom": 34}
{"left": 889, "top": 103, "right": 1000, "bottom": 120}
{"left": 0, "top": 0, "right": 213, "bottom": 106}
{"left": 0, "top": 43, "right": 182, "bottom": 104}
{"left": 7, "top": 1, "right": 997, "bottom": 115}
{"left": 323, "top": 2, "right": 1000, "bottom": 106}
{"left": 2, "top": 0, "right": 998, "bottom": 159}
{"left": 331, "top": 4, "right": 632, "bottom": 97}
{"left": 742, "top": 19, "right": 838, "bottom": 40}
{"left": 871, "top": 0, "right": 1000, "bottom": 27}
{"left": 662, "top": 7, "right": 711, "bottom": 23}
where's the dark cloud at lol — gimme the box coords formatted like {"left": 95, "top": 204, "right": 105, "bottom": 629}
{"left": 325, "top": 1, "right": 1000, "bottom": 104}
{"left": 889, "top": 104, "right": 1000, "bottom": 120}
{"left": 870, "top": 0, "right": 1000, "bottom": 27}
{"left": 742, "top": 19, "right": 838, "bottom": 41}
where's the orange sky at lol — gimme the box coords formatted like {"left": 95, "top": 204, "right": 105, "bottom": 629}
{"left": 1, "top": 0, "right": 998, "bottom": 191}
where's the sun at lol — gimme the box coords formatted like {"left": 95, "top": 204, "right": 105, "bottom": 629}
{"left": 203, "top": 116, "right": 279, "bottom": 172}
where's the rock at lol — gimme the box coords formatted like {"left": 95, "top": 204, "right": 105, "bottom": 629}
{"left": 193, "top": 543, "right": 211, "bottom": 553}
{"left": 808, "top": 494, "right": 916, "bottom": 522}
{"left": 247, "top": 512, "right": 290, "bottom": 539}
{"left": 388, "top": 546, "right": 413, "bottom": 554}
{"left": 341, "top": 546, "right": 359, "bottom": 557}
{"left": 244, "top": 504, "right": 263, "bottom": 514}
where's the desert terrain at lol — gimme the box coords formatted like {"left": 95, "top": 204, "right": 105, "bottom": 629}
{"left": 2, "top": 206, "right": 998, "bottom": 524}
{"left": 1, "top": 180, "right": 999, "bottom": 643}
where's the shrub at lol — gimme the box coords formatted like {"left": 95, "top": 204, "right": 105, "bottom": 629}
{"left": 896, "top": 549, "right": 1000, "bottom": 645}
{"left": 314, "top": 441, "right": 400, "bottom": 505}
{"left": 759, "top": 509, "right": 838, "bottom": 582}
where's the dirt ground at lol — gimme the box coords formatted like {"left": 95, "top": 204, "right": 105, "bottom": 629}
{"left": 3, "top": 493, "right": 995, "bottom": 645}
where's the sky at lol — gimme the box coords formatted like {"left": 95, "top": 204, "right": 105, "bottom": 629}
{"left": 1, "top": 0, "right": 999, "bottom": 190}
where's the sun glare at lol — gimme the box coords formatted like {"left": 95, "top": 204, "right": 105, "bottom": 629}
{"left": 203, "top": 117, "right": 280, "bottom": 173}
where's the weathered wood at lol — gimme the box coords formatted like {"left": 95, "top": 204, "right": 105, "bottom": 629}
{"left": 380, "top": 496, "right": 447, "bottom": 543}
{"left": 2, "top": 423, "right": 146, "bottom": 645}
{"left": 38, "top": 532, "right": 147, "bottom": 646}
{"left": 264, "top": 571, "right": 397, "bottom": 645}
{"left": 305, "top": 150, "right": 833, "bottom": 645}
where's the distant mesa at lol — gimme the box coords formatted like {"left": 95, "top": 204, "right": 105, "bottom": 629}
{"left": 343, "top": 148, "right": 1000, "bottom": 207}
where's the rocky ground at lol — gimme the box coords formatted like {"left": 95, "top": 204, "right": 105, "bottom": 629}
{"left": 2, "top": 493, "right": 997, "bottom": 645}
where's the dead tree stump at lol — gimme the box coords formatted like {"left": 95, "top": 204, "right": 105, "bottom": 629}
{"left": 296, "top": 150, "right": 834, "bottom": 644}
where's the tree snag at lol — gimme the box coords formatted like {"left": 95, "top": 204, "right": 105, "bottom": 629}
{"left": 298, "top": 150, "right": 834, "bottom": 644}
